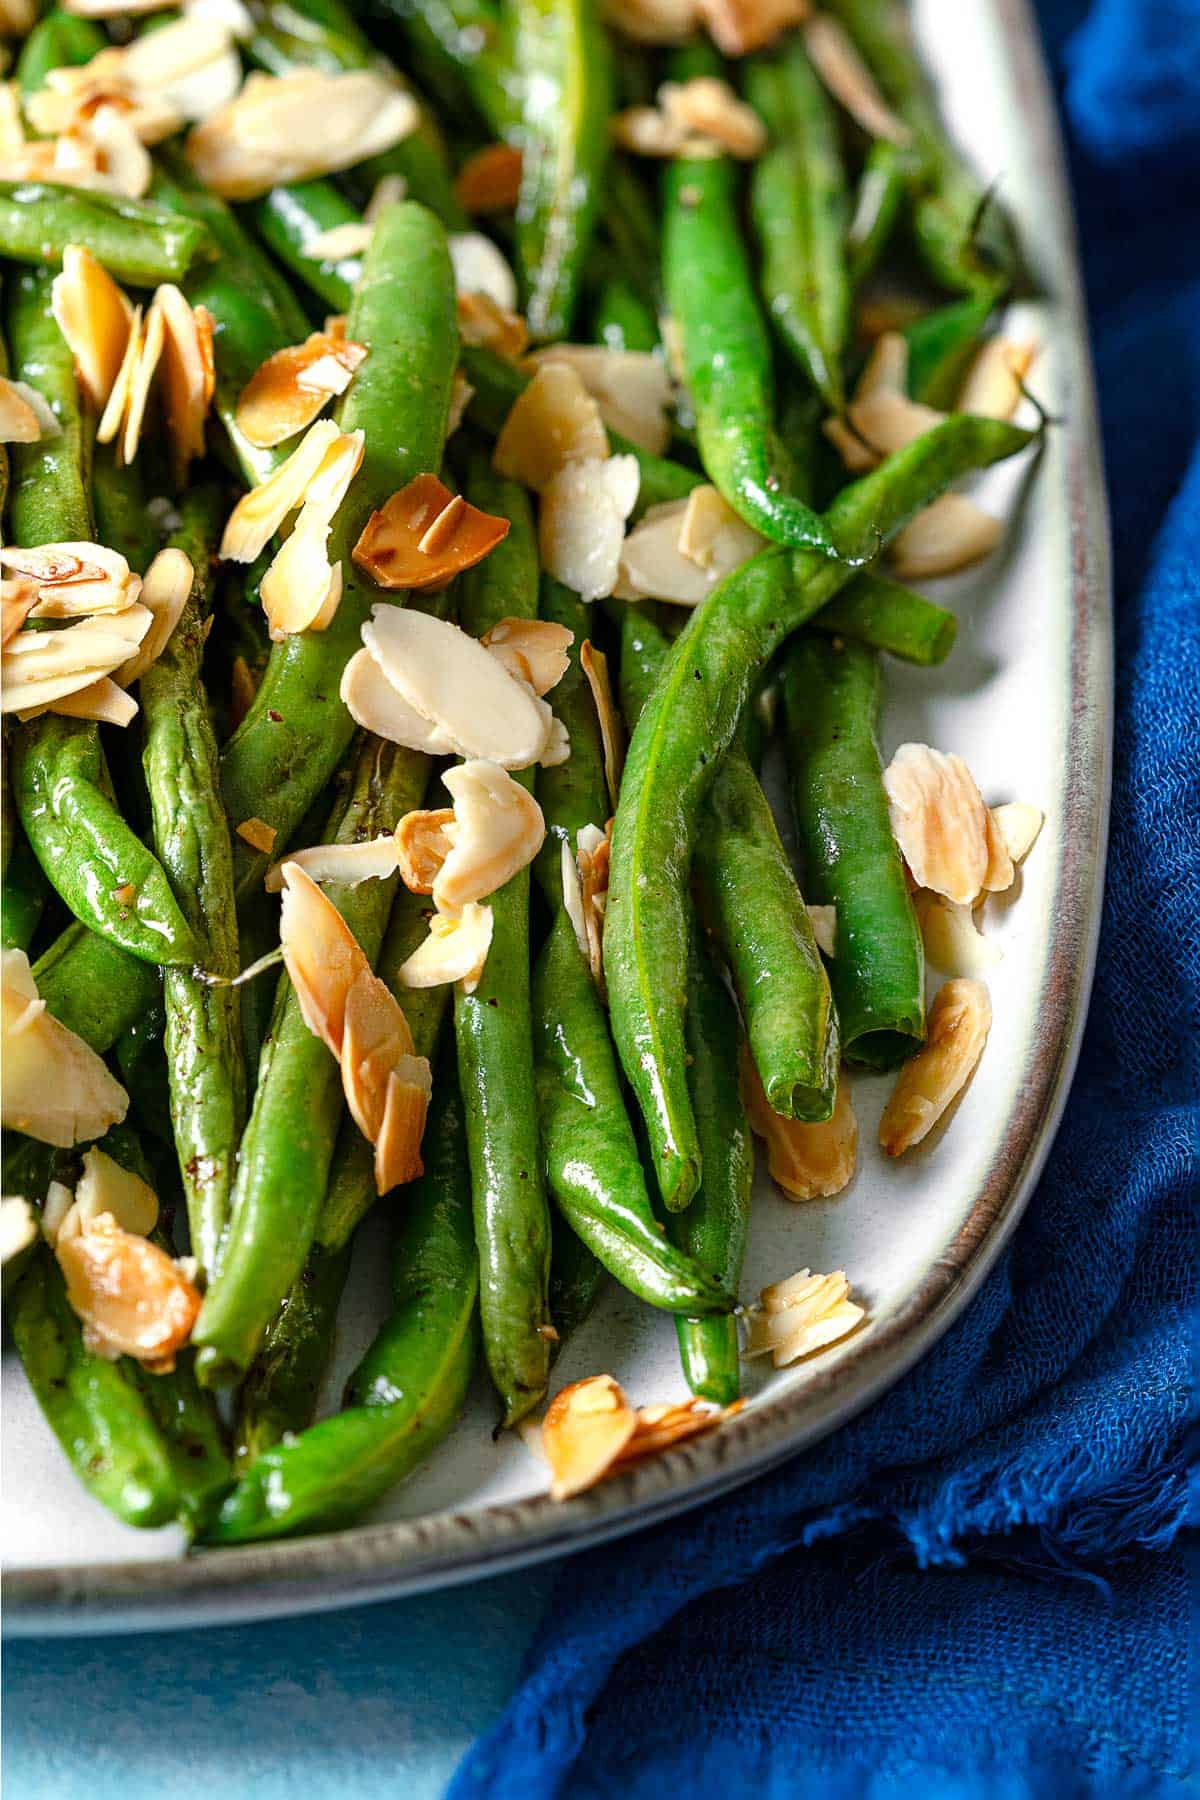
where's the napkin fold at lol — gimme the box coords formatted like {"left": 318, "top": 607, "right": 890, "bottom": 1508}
{"left": 451, "top": 1, "right": 1198, "bottom": 1792}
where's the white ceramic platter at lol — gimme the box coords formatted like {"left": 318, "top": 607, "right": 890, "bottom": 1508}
{"left": 2, "top": 0, "right": 1111, "bottom": 1634}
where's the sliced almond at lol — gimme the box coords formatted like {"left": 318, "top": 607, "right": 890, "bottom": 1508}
{"left": 457, "top": 293, "right": 529, "bottom": 369}
{"left": 741, "top": 1047, "right": 857, "bottom": 1201}
{"left": 96, "top": 301, "right": 143, "bottom": 446}
{"left": 883, "top": 742, "right": 990, "bottom": 906}
{"left": 264, "top": 836, "right": 400, "bottom": 894}
{"left": 543, "top": 1374, "right": 638, "bottom": 1500}
{"left": 360, "top": 605, "right": 557, "bottom": 770}
{"left": 86, "top": 100, "right": 152, "bottom": 197}
{"left": 915, "top": 891, "right": 1002, "bottom": 978}
{"left": 480, "top": 618, "right": 573, "bottom": 696}
{"left": 42, "top": 675, "right": 138, "bottom": 726}
{"left": 526, "top": 344, "right": 673, "bottom": 456}
{"left": 561, "top": 838, "right": 590, "bottom": 961}
{"left": 615, "top": 501, "right": 711, "bottom": 606}
{"left": 352, "top": 473, "right": 510, "bottom": 592}
{"left": 611, "top": 104, "right": 709, "bottom": 159}
{"left": 1, "top": 1195, "right": 38, "bottom": 1270}
{"left": 981, "top": 806, "right": 1015, "bottom": 895}
{"left": 117, "top": 13, "right": 241, "bottom": 122}
{"left": 580, "top": 641, "right": 623, "bottom": 807}
{"left": 447, "top": 367, "right": 475, "bottom": 438}
{"left": 57, "top": 1211, "right": 200, "bottom": 1371}
{"left": 156, "top": 284, "right": 216, "bottom": 471}
{"left": 540, "top": 453, "right": 639, "bottom": 601}
{"left": 659, "top": 76, "right": 766, "bottom": 158}
{"left": 576, "top": 821, "right": 611, "bottom": 993}
{"left": 40, "top": 1180, "right": 77, "bottom": 1249}
{"left": 744, "top": 1267, "right": 865, "bottom": 1367}
{"left": 805, "top": 903, "right": 837, "bottom": 957}
{"left": 990, "top": 801, "right": 1044, "bottom": 868}
{"left": 880, "top": 978, "right": 992, "bottom": 1155}
{"left": 395, "top": 807, "right": 456, "bottom": 895}
{"left": 1, "top": 576, "right": 37, "bottom": 645}
{"left": 613, "top": 1396, "right": 741, "bottom": 1463}
{"left": 278, "top": 859, "right": 369, "bottom": 1054}
{"left": 397, "top": 902, "right": 494, "bottom": 994}
{"left": 493, "top": 363, "right": 609, "bottom": 493}
{"left": 1, "top": 948, "right": 128, "bottom": 1147}
{"left": 305, "top": 221, "right": 374, "bottom": 261}
{"left": 888, "top": 494, "right": 1002, "bottom": 581}
{"left": 602, "top": 0, "right": 699, "bottom": 45}
{"left": 0, "top": 378, "right": 56, "bottom": 444}
{"left": 958, "top": 338, "right": 1037, "bottom": 422}
{"left": 339, "top": 964, "right": 416, "bottom": 1141}
{"left": 236, "top": 816, "right": 276, "bottom": 855}
{"left": 678, "top": 482, "right": 765, "bottom": 572}
{"left": 2, "top": 605, "right": 152, "bottom": 714}
{"left": 236, "top": 330, "right": 367, "bottom": 449}
{"left": 341, "top": 648, "right": 463, "bottom": 757}
{"left": 74, "top": 1146, "right": 158, "bottom": 1237}
{"left": 454, "top": 141, "right": 523, "bottom": 213}
{"left": 802, "top": 13, "right": 912, "bottom": 145}
{"left": 434, "top": 760, "right": 545, "bottom": 915}
{"left": 1, "top": 542, "right": 134, "bottom": 618}
{"left": 219, "top": 418, "right": 342, "bottom": 562}
{"left": 50, "top": 244, "right": 133, "bottom": 411}
{"left": 374, "top": 1065, "right": 432, "bottom": 1194}
{"left": 696, "top": 0, "right": 809, "bottom": 56}
{"left": 259, "top": 502, "right": 342, "bottom": 640}
{"left": 120, "top": 296, "right": 165, "bottom": 464}
{"left": 448, "top": 230, "right": 518, "bottom": 313}
{"left": 113, "top": 547, "right": 192, "bottom": 686}
{"left": 187, "top": 68, "right": 419, "bottom": 200}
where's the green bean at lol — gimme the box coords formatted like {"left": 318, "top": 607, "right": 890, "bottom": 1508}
{"left": 548, "top": 1209, "right": 606, "bottom": 1346}
{"left": 662, "top": 43, "right": 835, "bottom": 558}
{"left": 847, "top": 139, "right": 907, "bottom": 288}
{"left": 814, "top": 570, "right": 956, "bottom": 665}
{"left": 6, "top": 264, "right": 90, "bottom": 542}
{"left": 782, "top": 632, "right": 923, "bottom": 1067}
{"left": 16, "top": 10, "right": 105, "bottom": 96}
{"left": 592, "top": 275, "right": 660, "bottom": 354}
{"left": 249, "top": 179, "right": 365, "bottom": 314}
{"left": 140, "top": 488, "right": 245, "bottom": 1278}
{"left": 533, "top": 576, "right": 607, "bottom": 906}
{"left": 670, "top": 927, "right": 753, "bottom": 1405}
{"left": 220, "top": 202, "right": 457, "bottom": 904}
{"left": 2, "top": 776, "right": 48, "bottom": 953}
{"left": 459, "top": 344, "right": 700, "bottom": 516}
{"left": 125, "top": 1350, "right": 231, "bottom": 1535}
{"left": 534, "top": 911, "right": 735, "bottom": 1314}
{"left": 605, "top": 412, "right": 1036, "bottom": 1204}
{"left": 91, "top": 439, "right": 160, "bottom": 569}
{"left": 454, "top": 470, "right": 552, "bottom": 1427}
{"left": 372, "top": 0, "right": 513, "bottom": 135}
{"left": 115, "top": 1000, "right": 173, "bottom": 1146}
{"left": 0, "top": 182, "right": 210, "bottom": 285}
{"left": 32, "top": 923, "right": 161, "bottom": 1052}
{"left": 207, "top": 1052, "right": 479, "bottom": 1543}
{"left": 194, "top": 729, "right": 432, "bottom": 1384}
{"left": 234, "top": 886, "right": 449, "bottom": 1463}
{"left": 746, "top": 39, "right": 850, "bottom": 411}
{"left": 510, "top": 0, "right": 613, "bottom": 340}
{"left": 904, "top": 290, "right": 999, "bottom": 409}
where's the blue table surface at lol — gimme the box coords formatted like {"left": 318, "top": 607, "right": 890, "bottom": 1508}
{"left": 2, "top": 1565, "right": 558, "bottom": 1800}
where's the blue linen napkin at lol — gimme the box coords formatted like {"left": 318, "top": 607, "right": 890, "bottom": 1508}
{"left": 451, "top": 2, "right": 1200, "bottom": 1792}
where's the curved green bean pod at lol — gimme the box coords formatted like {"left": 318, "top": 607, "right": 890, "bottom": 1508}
{"left": 814, "top": 570, "right": 956, "bottom": 665}
{"left": 208, "top": 1054, "right": 479, "bottom": 1543}
{"left": 372, "top": 0, "right": 512, "bottom": 134}
{"left": 605, "top": 412, "right": 1036, "bottom": 1204}
{"left": 548, "top": 1208, "right": 606, "bottom": 1346}
{"left": 140, "top": 489, "right": 245, "bottom": 1277}
{"left": 2, "top": 775, "right": 47, "bottom": 953}
{"left": 249, "top": 179, "right": 364, "bottom": 314}
{"left": 511, "top": 0, "right": 613, "bottom": 340}
{"left": 671, "top": 928, "right": 754, "bottom": 1405}
{"left": 782, "top": 632, "right": 923, "bottom": 1067}
{"left": 454, "top": 470, "right": 552, "bottom": 1427}
{"left": 904, "top": 290, "right": 998, "bottom": 409}
{"left": 0, "top": 182, "right": 209, "bottom": 286}
{"left": 220, "top": 201, "right": 457, "bottom": 904}
{"left": 847, "top": 139, "right": 907, "bottom": 288}
{"left": 746, "top": 39, "right": 850, "bottom": 411}
{"left": 6, "top": 263, "right": 90, "bottom": 542}
{"left": 32, "top": 923, "right": 161, "bottom": 1052}
{"left": 592, "top": 275, "right": 660, "bottom": 354}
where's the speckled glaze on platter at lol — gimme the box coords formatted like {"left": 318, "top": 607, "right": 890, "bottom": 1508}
{"left": 2, "top": 0, "right": 1111, "bottom": 1636}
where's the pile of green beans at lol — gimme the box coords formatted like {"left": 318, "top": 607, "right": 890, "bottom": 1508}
{"left": 0, "top": 0, "right": 1039, "bottom": 1542}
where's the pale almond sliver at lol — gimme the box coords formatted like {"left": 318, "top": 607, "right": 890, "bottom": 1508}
{"left": 802, "top": 14, "right": 912, "bottom": 146}
{"left": 219, "top": 418, "right": 342, "bottom": 562}
{"left": 888, "top": 494, "right": 1002, "bottom": 581}
{"left": 525, "top": 344, "right": 673, "bottom": 456}
{"left": 741, "top": 1048, "right": 857, "bottom": 1201}
{"left": 43, "top": 675, "right": 139, "bottom": 726}
{"left": 480, "top": 618, "right": 573, "bottom": 696}
{"left": 50, "top": 243, "right": 133, "bottom": 411}
{"left": 539, "top": 454, "right": 639, "bottom": 601}
{"left": 493, "top": 363, "right": 609, "bottom": 493}
{"left": 264, "top": 836, "right": 400, "bottom": 894}
{"left": 879, "top": 978, "right": 992, "bottom": 1155}
{"left": 113, "top": 547, "right": 192, "bottom": 686}
{"left": 883, "top": 742, "right": 990, "bottom": 906}
{"left": 373, "top": 1065, "right": 431, "bottom": 1194}
{"left": 74, "top": 1145, "right": 158, "bottom": 1236}
{"left": 990, "top": 801, "right": 1044, "bottom": 869}
{"left": 434, "top": 760, "right": 546, "bottom": 916}
{"left": 2, "top": 948, "right": 128, "bottom": 1147}
{"left": 278, "top": 859, "right": 368, "bottom": 1054}
{"left": 448, "top": 231, "right": 518, "bottom": 313}
{"left": 121, "top": 295, "right": 166, "bottom": 465}
{"left": 339, "top": 964, "right": 416, "bottom": 1142}
{"left": 2, "top": 605, "right": 152, "bottom": 714}
{"left": 397, "top": 903, "right": 494, "bottom": 994}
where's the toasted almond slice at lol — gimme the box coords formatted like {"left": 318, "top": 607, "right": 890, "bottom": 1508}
{"left": 50, "top": 244, "right": 134, "bottom": 411}
{"left": 434, "top": 760, "right": 546, "bottom": 915}
{"left": 155, "top": 282, "right": 215, "bottom": 471}
{"left": 2, "top": 606, "right": 152, "bottom": 714}
{"left": 40, "top": 1180, "right": 77, "bottom": 1248}
{"left": 576, "top": 821, "right": 611, "bottom": 993}
{"left": 86, "top": 100, "right": 152, "bottom": 197}
{"left": 362, "top": 170, "right": 406, "bottom": 222}
{"left": 43, "top": 674, "right": 138, "bottom": 726}
{"left": 883, "top": 742, "right": 990, "bottom": 906}
{"left": 677, "top": 482, "right": 765, "bottom": 571}
{"left": 888, "top": 494, "right": 1002, "bottom": 581}
{"left": 374, "top": 1064, "right": 431, "bottom": 1194}
{"left": 0, "top": 377, "right": 50, "bottom": 444}
{"left": 305, "top": 221, "right": 374, "bottom": 261}
{"left": 455, "top": 141, "right": 523, "bottom": 213}
{"left": 610, "top": 104, "right": 700, "bottom": 159}
{"left": 278, "top": 859, "right": 369, "bottom": 1054}
{"left": 236, "top": 816, "right": 276, "bottom": 854}
{"left": 341, "top": 647, "right": 463, "bottom": 756}
{"left": 879, "top": 978, "right": 992, "bottom": 1155}
{"left": 802, "top": 13, "right": 912, "bottom": 145}
{"left": 220, "top": 418, "right": 342, "bottom": 562}
{"left": 858, "top": 329, "right": 909, "bottom": 399}
{"left": 561, "top": 838, "right": 590, "bottom": 960}
{"left": 236, "top": 330, "right": 367, "bottom": 449}
{"left": 57, "top": 1211, "right": 200, "bottom": 1370}
{"left": 1, "top": 542, "right": 134, "bottom": 618}
{"left": 395, "top": 807, "right": 456, "bottom": 895}
{"left": 1, "top": 576, "right": 37, "bottom": 645}
{"left": 958, "top": 337, "right": 1037, "bottom": 421}
{"left": 1, "top": 948, "right": 128, "bottom": 1146}
{"left": 602, "top": 0, "right": 698, "bottom": 44}
{"left": 120, "top": 295, "right": 165, "bottom": 464}
{"left": 807, "top": 903, "right": 837, "bottom": 957}
{"left": 481, "top": 618, "right": 573, "bottom": 696}
{"left": 614, "top": 1397, "right": 741, "bottom": 1463}
{"left": 543, "top": 1374, "right": 638, "bottom": 1500}
{"left": 187, "top": 68, "right": 419, "bottom": 199}
{"left": 696, "top": 0, "right": 808, "bottom": 55}
{"left": 580, "top": 641, "right": 623, "bottom": 807}
{"left": 659, "top": 76, "right": 766, "bottom": 158}
{"left": 540, "top": 453, "right": 639, "bottom": 601}
{"left": 741, "top": 1047, "right": 857, "bottom": 1200}
{"left": 96, "top": 301, "right": 142, "bottom": 446}
{"left": 260, "top": 502, "right": 342, "bottom": 640}
{"left": 493, "top": 363, "right": 609, "bottom": 493}
{"left": 447, "top": 368, "right": 475, "bottom": 439}
{"left": 448, "top": 230, "right": 518, "bottom": 313}
{"left": 264, "top": 835, "right": 400, "bottom": 894}
{"left": 981, "top": 806, "right": 1015, "bottom": 895}
{"left": 745, "top": 1274, "right": 865, "bottom": 1368}
{"left": 848, "top": 387, "right": 944, "bottom": 459}
{"left": 526, "top": 344, "right": 673, "bottom": 456}
{"left": 339, "top": 964, "right": 416, "bottom": 1141}
{"left": 0, "top": 1195, "right": 38, "bottom": 1271}
{"left": 352, "top": 474, "right": 510, "bottom": 592}
{"left": 397, "top": 902, "right": 494, "bottom": 993}
{"left": 113, "top": 547, "right": 192, "bottom": 685}
{"left": 362, "top": 605, "right": 556, "bottom": 769}
{"left": 915, "top": 891, "right": 1002, "bottom": 978}
{"left": 990, "top": 801, "right": 1044, "bottom": 868}
{"left": 75, "top": 1145, "right": 158, "bottom": 1236}
{"left": 118, "top": 13, "right": 241, "bottom": 121}
{"left": 615, "top": 501, "right": 711, "bottom": 605}
{"left": 457, "top": 290, "right": 530, "bottom": 362}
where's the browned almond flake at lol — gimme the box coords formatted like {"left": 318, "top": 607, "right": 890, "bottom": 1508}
{"left": 659, "top": 76, "right": 766, "bottom": 158}
{"left": 576, "top": 822, "right": 611, "bottom": 994}
{"left": 802, "top": 13, "right": 912, "bottom": 146}
{"left": 112, "top": 882, "right": 136, "bottom": 906}
{"left": 454, "top": 141, "right": 523, "bottom": 214}
{"left": 352, "top": 473, "right": 510, "bottom": 591}
{"left": 395, "top": 808, "right": 457, "bottom": 896}
{"left": 481, "top": 617, "right": 573, "bottom": 696}
{"left": 230, "top": 653, "right": 257, "bottom": 730}
{"left": 373, "top": 1066, "right": 430, "bottom": 1194}
{"left": 278, "top": 859, "right": 369, "bottom": 1055}
{"left": 697, "top": 0, "right": 808, "bottom": 56}
{"left": 883, "top": 742, "right": 991, "bottom": 906}
{"left": 457, "top": 291, "right": 530, "bottom": 363}
{"left": 741, "top": 1046, "right": 858, "bottom": 1200}
{"left": 236, "top": 816, "right": 276, "bottom": 854}
{"left": 879, "top": 978, "right": 992, "bottom": 1155}
{"left": 543, "top": 1375, "right": 638, "bottom": 1500}
{"left": 580, "top": 640, "right": 624, "bottom": 809}
{"left": 56, "top": 1212, "right": 200, "bottom": 1372}
{"left": 236, "top": 330, "right": 368, "bottom": 449}
{"left": 1, "top": 577, "right": 37, "bottom": 646}
{"left": 340, "top": 964, "right": 417, "bottom": 1142}
{"left": 614, "top": 1397, "right": 744, "bottom": 1463}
